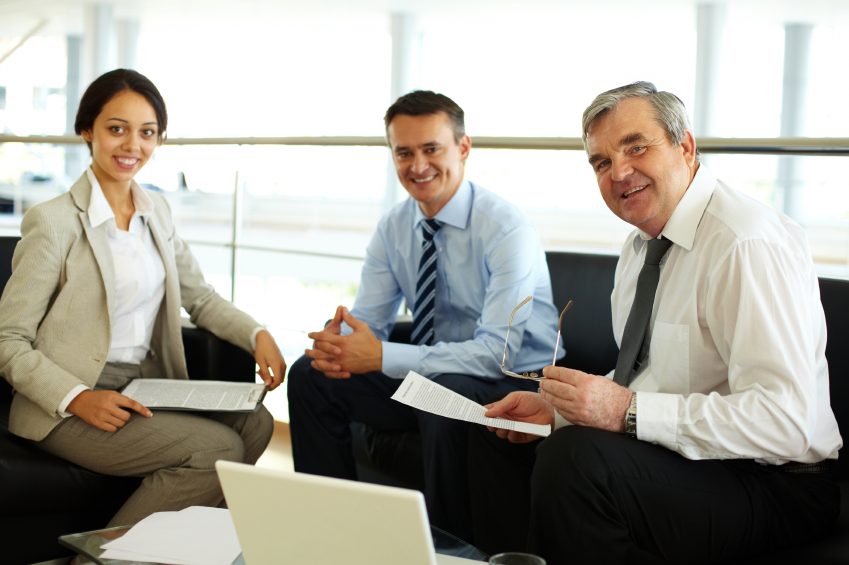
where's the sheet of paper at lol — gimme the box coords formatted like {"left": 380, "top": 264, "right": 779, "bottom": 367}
{"left": 122, "top": 379, "right": 265, "bottom": 411}
{"left": 391, "top": 371, "right": 550, "bottom": 437}
{"left": 101, "top": 506, "right": 241, "bottom": 565}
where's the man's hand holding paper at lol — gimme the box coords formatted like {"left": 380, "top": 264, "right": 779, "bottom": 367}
{"left": 392, "top": 371, "right": 551, "bottom": 438}
{"left": 483, "top": 390, "right": 554, "bottom": 444}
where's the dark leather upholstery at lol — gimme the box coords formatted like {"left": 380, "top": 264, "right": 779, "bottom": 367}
{"left": 0, "top": 237, "right": 257, "bottom": 565}
{"left": 353, "top": 251, "right": 849, "bottom": 563}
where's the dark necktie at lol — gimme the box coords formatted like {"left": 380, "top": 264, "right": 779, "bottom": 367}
{"left": 612, "top": 237, "right": 674, "bottom": 386}
{"left": 410, "top": 219, "right": 442, "bottom": 346}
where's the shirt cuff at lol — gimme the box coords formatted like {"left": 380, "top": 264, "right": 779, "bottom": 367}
{"left": 58, "top": 384, "right": 90, "bottom": 418}
{"left": 381, "top": 341, "right": 422, "bottom": 379}
{"left": 250, "top": 326, "right": 266, "bottom": 352}
{"left": 552, "top": 410, "right": 573, "bottom": 431}
{"left": 634, "top": 391, "right": 679, "bottom": 447}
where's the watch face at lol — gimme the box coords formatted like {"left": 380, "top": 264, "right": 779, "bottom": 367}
{"left": 624, "top": 395, "right": 637, "bottom": 437}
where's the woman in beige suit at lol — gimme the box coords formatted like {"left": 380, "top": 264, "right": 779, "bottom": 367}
{"left": 0, "top": 69, "right": 286, "bottom": 527}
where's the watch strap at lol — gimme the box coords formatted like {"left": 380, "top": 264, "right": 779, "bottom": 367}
{"left": 624, "top": 392, "right": 637, "bottom": 438}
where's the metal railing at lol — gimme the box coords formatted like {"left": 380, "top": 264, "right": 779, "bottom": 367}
{"left": 3, "top": 134, "right": 849, "bottom": 155}
{"left": 3, "top": 134, "right": 849, "bottom": 297}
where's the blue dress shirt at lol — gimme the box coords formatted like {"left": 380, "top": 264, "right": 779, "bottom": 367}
{"left": 347, "top": 180, "right": 564, "bottom": 379}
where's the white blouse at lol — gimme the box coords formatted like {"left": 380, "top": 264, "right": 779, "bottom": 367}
{"left": 57, "top": 168, "right": 167, "bottom": 415}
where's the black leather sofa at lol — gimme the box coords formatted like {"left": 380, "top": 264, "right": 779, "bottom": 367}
{"left": 353, "top": 250, "right": 849, "bottom": 563}
{"left": 0, "top": 237, "right": 258, "bottom": 565}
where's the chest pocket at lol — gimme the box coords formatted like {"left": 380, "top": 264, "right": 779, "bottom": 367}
{"left": 650, "top": 322, "right": 690, "bottom": 394}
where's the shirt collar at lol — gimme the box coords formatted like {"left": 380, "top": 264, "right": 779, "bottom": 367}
{"left": 413, "top": 179, "right": 472, "bottom": 232}
{"left": 632, "top": 163, "right": 716, "bottom": 253}
{"left": 86, "top": 167, "right": 155, "bottom": 232}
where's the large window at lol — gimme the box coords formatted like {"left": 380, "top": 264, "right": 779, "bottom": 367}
{"left": 2, "top": 2, "right": 849, "bottom": 420}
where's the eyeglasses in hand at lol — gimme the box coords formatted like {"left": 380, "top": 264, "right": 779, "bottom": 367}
{"left": 500, "top": 296, "right": 573, "bottom": 381}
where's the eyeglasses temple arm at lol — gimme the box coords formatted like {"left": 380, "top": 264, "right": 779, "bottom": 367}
{"left": 551, "top": 300, "right": 573, "bottom": 367}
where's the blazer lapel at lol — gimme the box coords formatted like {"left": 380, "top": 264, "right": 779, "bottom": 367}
{"left": 148, "top": 210, "right": 187, "bottom": 378}
{"left": 71, "top": 176, "right": 116, "bottom": 323}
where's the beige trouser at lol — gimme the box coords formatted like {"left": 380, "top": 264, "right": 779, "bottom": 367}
{"left": 37, "top": 362, "right": 274, "bottom": 527}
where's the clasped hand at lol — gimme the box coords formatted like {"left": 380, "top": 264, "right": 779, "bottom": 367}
{"left": 305, "top": 306, "right": 382, "bottom": 379}
{"left": 484, "top": 366, "right": 634, "bottom": 443}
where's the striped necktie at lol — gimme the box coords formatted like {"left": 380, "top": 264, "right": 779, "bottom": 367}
{"left": 410, "top": 219, "right": 442, "bottom": 346}
{"left": 612, "top": 237, "right": 674, "bottom": 386}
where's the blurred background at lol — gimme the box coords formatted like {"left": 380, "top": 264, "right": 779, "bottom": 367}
{"left": 1, "top": 0, "right": 848, "bottom": 421}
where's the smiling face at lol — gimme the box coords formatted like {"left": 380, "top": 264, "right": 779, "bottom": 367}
{"left": 586, "top": 97, "right": 698, "bottom": 237}
{"left": 80, "top": 90, "right": 159, "bottom": 190}
{"left": 387, "top": 112, "right": 471, "bottom": 218}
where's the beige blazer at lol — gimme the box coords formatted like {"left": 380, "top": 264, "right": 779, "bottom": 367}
{"left": 0, "top": 174, "right": 260, "bottom": 441}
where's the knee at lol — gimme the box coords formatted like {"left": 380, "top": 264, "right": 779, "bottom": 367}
{"left": 189, "top": 433, "right": 246, "bottom": 470}
{"left": 286, "top": 354, "right": 321, "bottom": 403}
{"left": 250, "top": 405, "right": 275, "bottom": 451}
{"left": 420, "top": 413, "right": 470, "bottom": 447}
{"left": 217, "top": 437, "right": 246, "bottom": 465}
{"left": 531, "top": 427, "right": 617, "bottom": 495}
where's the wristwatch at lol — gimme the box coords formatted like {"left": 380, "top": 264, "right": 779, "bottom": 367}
{"left": 624, "top": 392, "right": 637, "bottom": 438}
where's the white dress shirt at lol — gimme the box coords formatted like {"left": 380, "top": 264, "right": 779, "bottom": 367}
{"left": 556, "top": 165, "right": 842, "bottom": 465}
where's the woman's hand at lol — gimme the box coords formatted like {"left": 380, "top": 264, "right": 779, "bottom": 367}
{"left": 66, "top": 390, "right": 152, "bottom": 432}
{"left": 255, "top": 330, "right": 286, "bottom": 390}
{"left": 484, "top": 391, "right": 555, "bottom": 444}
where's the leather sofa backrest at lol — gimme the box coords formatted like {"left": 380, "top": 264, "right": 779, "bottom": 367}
{"left": 818, "top": 278, "right": 849, "bottom": 480}
{"left": 545, "top": 251, "right": 620, "bottom": 376}
{"left": 0, "top": 236, "right": 17, "bottom": 406}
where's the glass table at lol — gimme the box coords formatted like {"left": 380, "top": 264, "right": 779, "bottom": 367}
{"left": 60, "top": 523, "right": 488, "bottom": 564}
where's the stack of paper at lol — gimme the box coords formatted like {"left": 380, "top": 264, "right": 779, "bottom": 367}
{"left": 100, "top": 506, "right": 242, "bottom": 565}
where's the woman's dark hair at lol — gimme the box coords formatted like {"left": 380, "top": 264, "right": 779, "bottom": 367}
{"left": 74, "top": 69, "right": 168, "bottom": 152}
{"left": 384, "top": 90, "right": 465, "bottom": 143}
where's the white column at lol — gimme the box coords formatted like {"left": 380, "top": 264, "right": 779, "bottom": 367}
{"left": 65, "top": 35, "right": 86, "bottom": 181}
{"left": 776, "top": 23, "right": 813, "bottom": 221}
{"left": 383, "top": 13, "right": 422, "bottom": 215}
{"left": 693, "top": 3, "right": 725, "bottom": 139}
{"left": 389, "top": 13, "right": 421, "bottom": 103}
{"left": 117, "top": 19, "right": 139, "bottom": 69}
{"left": 82, "top": 3, "right": 115, "bottom": 87}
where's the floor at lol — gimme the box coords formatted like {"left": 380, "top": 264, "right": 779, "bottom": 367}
{"left": 255, "top": 420, "right": 294, "bottom": 473}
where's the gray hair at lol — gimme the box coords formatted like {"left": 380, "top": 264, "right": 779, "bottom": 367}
{"left": 581, "top": 81, "right": 698, "bottom": 158}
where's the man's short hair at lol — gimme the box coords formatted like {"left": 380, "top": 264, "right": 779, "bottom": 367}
{"left": 582, "top": 81, "right": 698, "bottom": 158}
{"left": 384, "top": 90, "right": 466, "bottom": 143}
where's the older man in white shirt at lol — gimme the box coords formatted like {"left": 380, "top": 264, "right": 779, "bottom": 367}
{"left": 471, "top": 82, "right": 843, "bottom": 564}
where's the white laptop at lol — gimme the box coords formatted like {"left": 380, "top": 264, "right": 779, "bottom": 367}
{"left": 216, "top": 460, "right": 485, "bottom": 565}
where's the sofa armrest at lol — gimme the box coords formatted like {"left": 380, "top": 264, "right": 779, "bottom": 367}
{"left": 181, "top": 324, "right": 256, "bottom": 384}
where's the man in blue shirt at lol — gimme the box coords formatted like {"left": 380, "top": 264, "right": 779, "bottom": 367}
{"left": 287, "top": 91, "right": 562, "bottom": 542}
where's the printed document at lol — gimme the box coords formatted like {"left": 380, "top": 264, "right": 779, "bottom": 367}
{"left": 392, "top": 371, "right": 551, "bottom": 437}
{"left": 100, "top": 506, "right": 241, "bottom": 565}
{"left": 121, "top": 379, "right": 266, "bottom": 412}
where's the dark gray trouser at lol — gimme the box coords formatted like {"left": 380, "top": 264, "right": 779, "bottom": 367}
{"left": 37, "top": 362, "right": 274, "bottom": 527}
{"left": 468, "top": 424, "right": 840, "bottom": 564}
{"left": 287, "top": 354, "right": 537, "bottom": 545}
